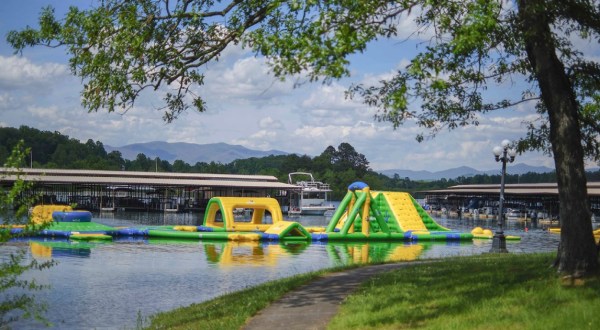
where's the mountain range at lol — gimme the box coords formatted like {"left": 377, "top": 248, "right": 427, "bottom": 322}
{"left": 105, "top": 141, "right": 288, "bottom": 165}
{"left": 106, "top": 141, "right": 562, "bottom": 180}
{"left": 379, "top": 163, "right": 556, "bottom": 181}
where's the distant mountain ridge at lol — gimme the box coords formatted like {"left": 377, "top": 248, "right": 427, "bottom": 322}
{"left": 105, "top": 141, "right": 288, "bottom": 164}
{"left": 106, "top": 141, "right": 565, "bottom": 180}
{"left": 379, "top": 163, "right": 556, "bottom": 181}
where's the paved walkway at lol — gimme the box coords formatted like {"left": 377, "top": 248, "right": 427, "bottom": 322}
{"left": 242, "top": 262, "right": 421, "bottom": 330}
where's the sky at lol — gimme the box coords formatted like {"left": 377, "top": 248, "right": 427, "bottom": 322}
{"left": 0, "top": 1, "right": 598, "bottom": 173}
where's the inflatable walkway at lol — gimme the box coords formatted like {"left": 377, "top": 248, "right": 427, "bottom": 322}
{"left": 6, "top": 205, "right": 113, "bottom": 241}
{"left": 6, "top": 185, "right": 486, "bottom": 243}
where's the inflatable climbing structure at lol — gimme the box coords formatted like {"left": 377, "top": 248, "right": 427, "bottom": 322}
{"left": 314, "top": 182, "right": 471, "bottom": 241}
{"left": 4, "top": 182, "right": 484, "bottom": 243}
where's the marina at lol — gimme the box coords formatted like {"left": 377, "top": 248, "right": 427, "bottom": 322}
{"left": 0, "top": 168, "right": 298, "bottom": 212}
{"left": 13, "top": 183, "right": 487, "bottom": 243}
{"left": 423, "top": 182, "right": 600, "bottom": 221}
{"left": 4, "top": 210, "right": 561, "bottom": 330}
{"left": 4, "top": 179, "right": 598, "bottom": 329}
{"left": 3, "top": 168, "right": 599, "bottom": 221}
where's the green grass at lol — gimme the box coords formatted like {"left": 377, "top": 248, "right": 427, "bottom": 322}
{"left": 329, "top": 253, "right": 600, "bottom": 329}
{"left": 143, "top": 269, "right": 331, "bottom": 330}
{"left": 143, "top": 254, "right": 600, "bottom": 330}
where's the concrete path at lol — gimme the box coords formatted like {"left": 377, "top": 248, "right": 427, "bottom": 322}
{"left": 242, "top": 262, "right": 420, "bottom": 330}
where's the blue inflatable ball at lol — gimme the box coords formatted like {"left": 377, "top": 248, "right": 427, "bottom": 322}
{"left": 348, "top": 181, "right": 369, "bottom": 191}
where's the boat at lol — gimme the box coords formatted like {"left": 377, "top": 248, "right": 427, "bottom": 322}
{"left": 233, "top": 208, "right": 250, "bottom": 216}
{"left": 286, "top": 172, "right": 336, "bottom": 215}
{"left": 506, "top": 208, "right": 528, "bottom": 221}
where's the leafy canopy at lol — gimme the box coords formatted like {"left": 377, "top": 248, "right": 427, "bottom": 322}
{"left": 6, "top": 0, "right": 600, "bottom": 160}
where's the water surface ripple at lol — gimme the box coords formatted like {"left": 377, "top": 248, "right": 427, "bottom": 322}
{"left": 4, "top": 211, "right": 562, "bottom": 329}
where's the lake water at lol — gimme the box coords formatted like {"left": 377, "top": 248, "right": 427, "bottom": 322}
{"left": 3, "top": 211, "right": 560, "bottom": 329}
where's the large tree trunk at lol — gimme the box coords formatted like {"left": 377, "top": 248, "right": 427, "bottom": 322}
{"left": 517, "top": 0, "right": 598, "bottom": 275}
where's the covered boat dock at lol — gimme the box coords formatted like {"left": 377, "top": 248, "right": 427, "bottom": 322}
{"left": 423, "top": 182, "right": 600, "bottom": 221}
{"left": 0, "top": 168, "right": 299, "bottom": 212}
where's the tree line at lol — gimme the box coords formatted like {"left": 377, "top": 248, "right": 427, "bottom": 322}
{"left": 2, "top": 126, "right": 599, "bottom": 199}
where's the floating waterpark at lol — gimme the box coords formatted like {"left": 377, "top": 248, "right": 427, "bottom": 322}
{"left": 5, "top": 182, "right": 520, "bottom": 243}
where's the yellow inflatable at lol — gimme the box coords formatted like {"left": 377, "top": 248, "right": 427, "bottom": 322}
{"left": 174, "top": 225, "right": 198, "bottom": 232}
{"left": 30, "top": 205, "right": 72, "bottom": 224}
{"left": 203, "top": 197, "right": 284, "bottom": 232}
{"left": 471, "top": 227, "right": 494, "bottom": 239}
{"left": 471, "top": 226, "right": 519, "bottom": 240}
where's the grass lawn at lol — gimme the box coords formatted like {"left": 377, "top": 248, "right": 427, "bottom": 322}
{"left": 329, "top": 253, "right": 600, "bottom": 329}
{"left": 144, "top": 253, "right": 599, "bottom": 329}
{"left": 143, "top": 270, "right": 329, "bottom": 330}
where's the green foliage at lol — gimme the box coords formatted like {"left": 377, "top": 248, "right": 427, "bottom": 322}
{"left": 1, "top": 141, "right": 55, "bottom": 327}
{"left": 0, "top": 126, "right": 124, "bottom": 170}
{"left": 144, "top": 253, "right": 599, "bottom": 330}
{"left": 4, "top": 125, "right": 598, "bottom": 199}
{"left": 145, "top": 270, "right": 327, "bottom": 329}
{"left": 7, "top": 0, "right": 598, "bottom": 162}
{"left": 6, "top": 1, "right": 285, "bottom": 122}
{"left": 6, "top": 0, "right": 598, "bottom": 275}
{"left": 330, "top": 253, "right": 600, "bottom": 329}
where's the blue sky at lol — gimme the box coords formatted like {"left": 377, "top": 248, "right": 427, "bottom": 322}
{"left": 1, "top": 1, "right": 595, "bottom": 172}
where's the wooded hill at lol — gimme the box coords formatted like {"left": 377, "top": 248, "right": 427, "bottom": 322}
{"left": 2, "top": 126, "right": 598, "bottom": 199}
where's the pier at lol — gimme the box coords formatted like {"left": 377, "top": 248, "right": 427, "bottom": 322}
{"left": 0, "top": 168, "right": 298, "bottom": 212}
{"left": 423, "top": 182, "right": 600, "bottom": 222}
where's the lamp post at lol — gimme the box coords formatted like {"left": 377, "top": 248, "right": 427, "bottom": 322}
{"left": 491, "top": 139, "right": 516, "bottom": 253}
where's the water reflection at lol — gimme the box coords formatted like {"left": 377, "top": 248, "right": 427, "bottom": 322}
{"left": 29, "top": 240, "right": 92, "bottom": 258}
{"left": 324, "top": 242, "right": 425, "bottom": 264}
{"left": 200, "top": 241, "right": 429, "bottom": 266}
{"left": 24, "top": 236, "right": 530, "bottom": 268}
{"left": 203, "top": 241, "right": 304, "bottom": 266}
{"left": 27, "top": 238, "right": 430, "bottom": 266}
{"left": 3, "top": 211, "right": 563, "bottom": 330}
{"left": 97, "top": 210, "right": 202, "bottom": 226}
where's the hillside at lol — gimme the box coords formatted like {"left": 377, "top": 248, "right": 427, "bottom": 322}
{"left": 379, "top": 163, "right": 555, "bottom": 181}
{"left": 108, "top": 140, "right": 559, "bottom": 181}
{"left": 105, "top": 141, "right": 288, "bottom": 164}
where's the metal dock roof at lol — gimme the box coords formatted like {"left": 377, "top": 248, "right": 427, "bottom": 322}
{"left": 0, "top": 167, "right": 298, "bottom": 189}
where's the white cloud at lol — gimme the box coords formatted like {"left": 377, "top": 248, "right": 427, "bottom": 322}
{"left": 202, "top": 54, "right": 293, "bottom": 104}
{"left": 0, "top": 2, "right": 569, "bottom": 174}
{"left": 390, "top": 5, "right": 435, "bottom": 42}
{"left": 232, "top": 129, "right": 279, "bottom": 150}
{"left": 302, "top": 84, "right": 357, "bottom": 110}
{"left": 26, "top": 105, "right": 64, "bottom": 121}
{"left": 0, "top": 92, "right": 17, "bottom": 110}
{"left": 258, "top": 116, "right": 283, "bottom": 129}
{"left": 0, "top": 56, "right": 68, "bottom": 89}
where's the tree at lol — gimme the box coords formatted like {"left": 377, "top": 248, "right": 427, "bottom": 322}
{"left": 514, "top": 0, "right": 597, "bottom": 274}
{"left": 332, "top": 142, "right": 370, "bottom": 176}
{"left": 1, "top": 141, "right": 54, "bottom": 327}
{"left": 313, "top": 146, "right": 337, "bottom": 173}
{"left": 172, "top": 159, "right": 191, "bottom": 173}
{"left": 107, "top": 150, "right": 126, "bottom": 170}
{"left": 7, "top": 1, "right": 599, "bottom": 275}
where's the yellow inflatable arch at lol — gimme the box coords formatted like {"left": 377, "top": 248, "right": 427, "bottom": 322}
{"left": 203, "top": 197, "right": 284, "bottom": 232}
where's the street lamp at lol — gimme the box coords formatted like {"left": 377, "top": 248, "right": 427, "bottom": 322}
{"left": 491, "top": 139, "right": 516, "bottom": 253}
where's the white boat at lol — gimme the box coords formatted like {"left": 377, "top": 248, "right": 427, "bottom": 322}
{"left": 287, "top": 172, "right": 336, "bottom": 215}
{"left": 506, "top": 208, "right": 527, "bottom": 221}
